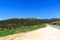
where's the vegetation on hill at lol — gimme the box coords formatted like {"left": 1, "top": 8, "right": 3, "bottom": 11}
{"left": 49, "top": 20, "right": 60, "bottom": 26}
{"left": 0, "top": 18, "right": 60, "bottom": 30}
{"left": 0, "top": 18, "right": 46, "bottom": 31}
{"left": 0, "top": 18, "right": 60, "bottom": 36}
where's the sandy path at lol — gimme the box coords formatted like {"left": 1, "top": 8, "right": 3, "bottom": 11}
{"left": 0, "top": 24, "right": 60, "bottom": 40}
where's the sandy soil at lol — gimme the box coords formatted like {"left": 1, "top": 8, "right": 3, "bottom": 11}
{"left": 0, "top": 24, "right": 60, "bottom": 40}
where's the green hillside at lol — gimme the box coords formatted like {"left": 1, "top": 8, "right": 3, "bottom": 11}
{"left": 0, "top": 18, "right": 60, "bottom": 36}
{"left": 0, "top": 18, "right": 46, "bottom": 31}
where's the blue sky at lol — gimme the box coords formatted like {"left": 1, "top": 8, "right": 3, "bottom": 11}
{"left": 0, "top": 0, "right": 60, "bottom": 20}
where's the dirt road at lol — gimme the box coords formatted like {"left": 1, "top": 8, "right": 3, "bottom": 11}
{"left": 0, "top": 24, "right": 60, "bottom": 40}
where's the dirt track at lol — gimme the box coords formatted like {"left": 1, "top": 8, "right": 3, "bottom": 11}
{"left": 0, "top": 24, "right": 60, "bottom": 40}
